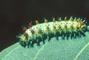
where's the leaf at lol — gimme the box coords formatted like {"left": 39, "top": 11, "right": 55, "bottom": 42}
{"left": 1, "top": 32, "right": 89, "bottom": 60}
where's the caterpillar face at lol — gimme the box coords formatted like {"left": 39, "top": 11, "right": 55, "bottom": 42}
{"left": 16, "top": 17, "right": 89, "bottom": 47}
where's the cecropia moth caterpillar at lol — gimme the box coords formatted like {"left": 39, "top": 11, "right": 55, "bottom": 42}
{"left": 16, "top": 17, "right": 89, "bottom": 47}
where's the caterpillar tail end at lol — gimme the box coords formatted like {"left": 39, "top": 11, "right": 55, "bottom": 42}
{"left": 87, "top": 26, "right": 89, "bottom": 31}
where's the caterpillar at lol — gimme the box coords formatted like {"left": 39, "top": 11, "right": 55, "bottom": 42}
{"left": 16, "top": 17, "right": 89, "bottom": 47}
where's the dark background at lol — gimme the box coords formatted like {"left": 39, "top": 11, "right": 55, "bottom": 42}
{"left": 0, "top": 0, "right": 89, "bottom": 51}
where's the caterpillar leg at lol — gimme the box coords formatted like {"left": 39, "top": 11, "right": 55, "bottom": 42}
{"left": 19, "top": 40, "right": 26, "bottom": 47}
{"left": 65, "top": 33, "right": 69, "bottom": 40}
{"left": 69, "top": 33, "right": 72, "bottom": 39}
{"left": 40, "top": 35, "right": 45, "bottom": 44}
{"left": 62, "top": 34, "right": 65, "bottom": 39}
{"left": 73, "top": 32, "right": 76, "bottom": 39}
{"left": 36, "top": 39, "right": 40, "bottom": 46}
{"left": 33, "top": 36, "right": 40, "bottom": 46}
{"left": 30, "top": 41, "right": 33, "bottom": 47}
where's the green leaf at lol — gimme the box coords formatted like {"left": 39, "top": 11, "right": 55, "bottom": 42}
{"left": 1, "top": 32, "right": 89, "bottom": 60}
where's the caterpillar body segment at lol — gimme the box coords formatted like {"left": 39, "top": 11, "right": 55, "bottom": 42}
{"left": 16, "top": 17, "right": 89, "bottom": 47}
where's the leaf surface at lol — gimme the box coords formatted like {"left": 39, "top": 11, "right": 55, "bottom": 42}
{"left": 1, "top": 32, "right": 89, "bottom": 60}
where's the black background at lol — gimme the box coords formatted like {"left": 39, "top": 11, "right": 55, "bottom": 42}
{"left": 0, "top": 0, "right": 89, "bottom": 51}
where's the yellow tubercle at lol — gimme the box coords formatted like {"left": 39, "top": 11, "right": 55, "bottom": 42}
{"left": 46, "top": 26, "right": 49, "bottom": 31}
{"left": 20, "top": 35, "right": 27, "bottom": 42}
{"left": 44, "top": 19, "right": 48, "bottom": 23}
{"left": 64, "top": 25, "right": 67, "bottom": 28}
{"left": 58, "top": 17, "right": 61, "bottom": 21}
{"left": 53, "top": 19, "right": 55, "bottom": 22}
{"left": 58, "top": 25, "right": 61, "bottom": 29}
{"left": 70, "top": 17, "right": 73, "bottom": 21}
{"left": 38, "top": 28, "right": 42, "bottom": 34}
{"left": 35, "top": 20, "right": 39, "bottom": 25}
{"left": 64, "top": 17, "right": 67, "bottom": 20}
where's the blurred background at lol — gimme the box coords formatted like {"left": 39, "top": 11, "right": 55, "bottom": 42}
{"left": 0, "top": 0, "right": 89, "bottom": 51}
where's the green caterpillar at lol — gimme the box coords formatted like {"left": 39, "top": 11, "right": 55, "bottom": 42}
{"left": 16, "top": 17, "right": 89, "bottom": 47}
